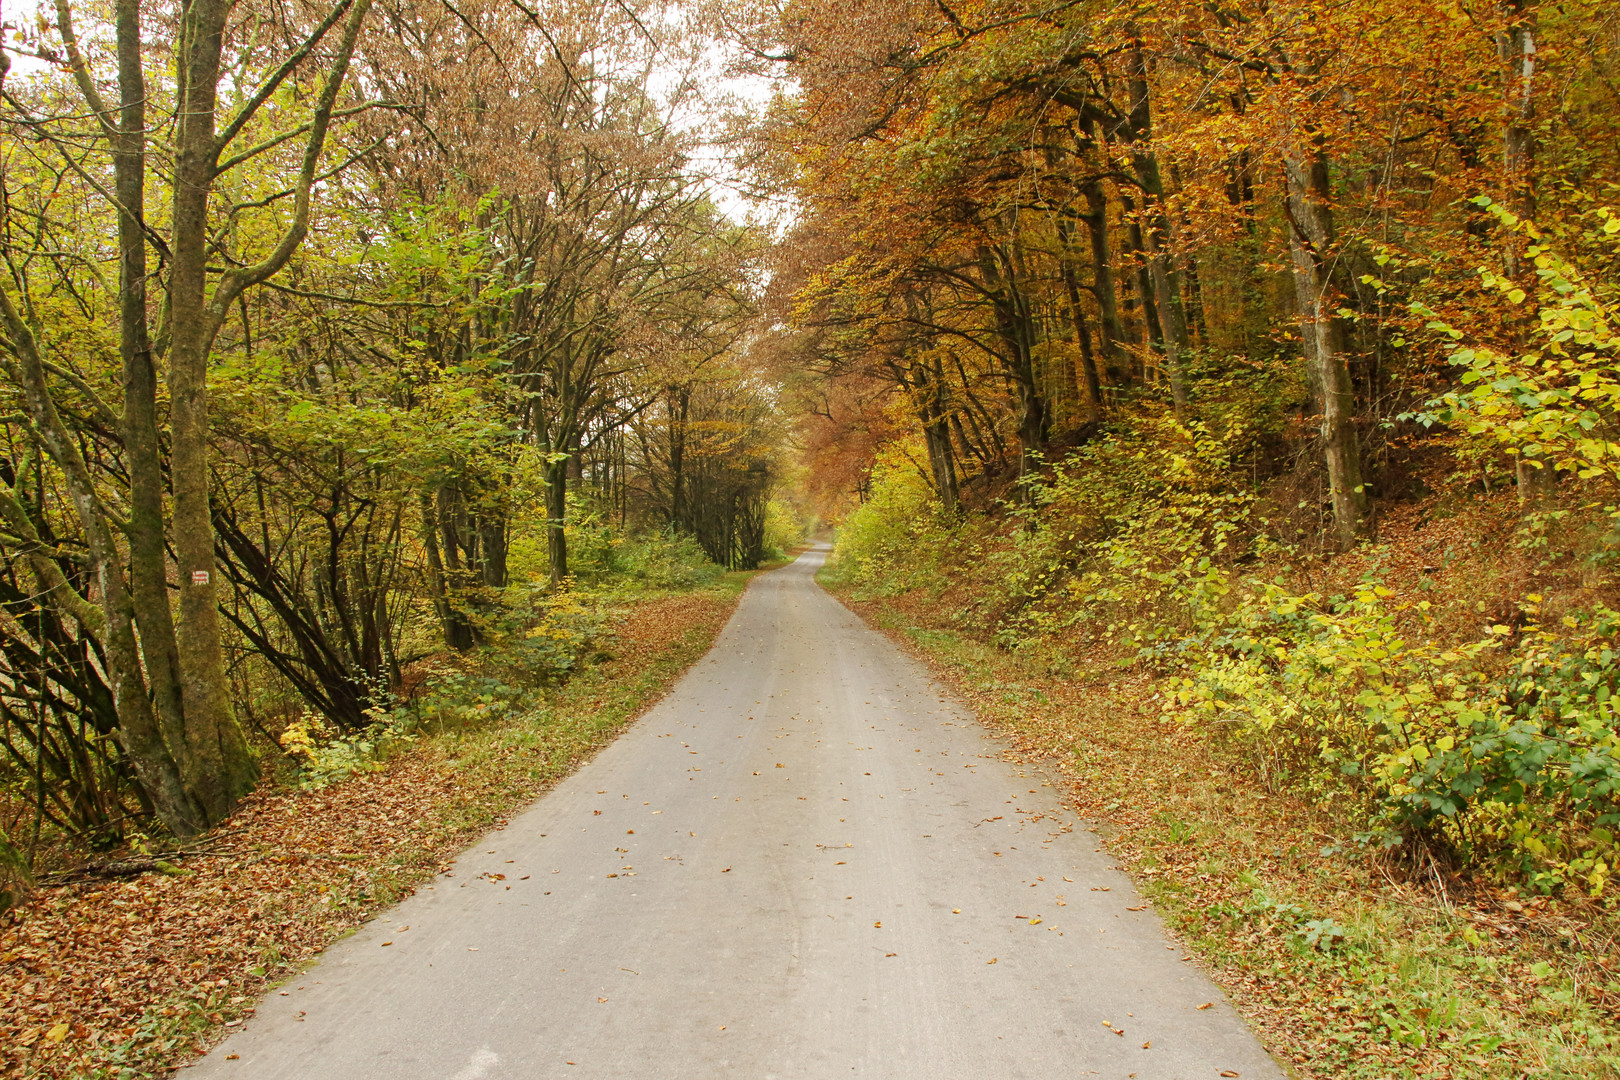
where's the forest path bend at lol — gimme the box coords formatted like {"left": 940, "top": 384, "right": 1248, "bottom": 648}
{"left": 190, "top": 546, "right": 1283, "bottom": 1080}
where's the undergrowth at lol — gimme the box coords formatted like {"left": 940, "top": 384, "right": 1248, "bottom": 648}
{"left": 274, "top": 530, "right": 737, "bottom": 792}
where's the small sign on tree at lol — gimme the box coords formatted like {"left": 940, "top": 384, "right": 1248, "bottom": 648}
{"left": 191, "top": 570, "right": 210, "bottom": 586}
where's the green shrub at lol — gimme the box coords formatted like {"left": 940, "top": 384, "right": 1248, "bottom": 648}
{"left": 762, "top": 498, "right": 807, "bottom": 561}
{"left": 912, "top": 415, "right": 1263, "bottom": 652}
{"left": 613, "top": 531, "right": 726, "bottom": 588}
{"left": 278, "top": 584, "right": 607, "bottom": 789}
{"left": 1413, "top": 199, "right": 1620, "bottom": 490}
{"left": 492, "top": 583, "right": 608, "bottom": 683}
{"left": 278, "top": 706, "right": 411, "bottom": 790}
{"left": 828, "top": 440, "right": 952, "bottom": 591}
{"left": 0, "top": 829, "right": 29, "bottom": 914}
{"left": 1170, "top": 583, "right": 1620, "bottom": 893}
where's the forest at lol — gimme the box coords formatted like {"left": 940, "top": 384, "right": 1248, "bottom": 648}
{"left": 2, "top": 0, "right": 1620, "bottom": 1075}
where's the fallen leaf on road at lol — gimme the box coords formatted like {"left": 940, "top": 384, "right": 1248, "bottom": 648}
{"left": 1198, "top": 1002, "right": 1214, "bottom": 1010}
{"left": 597, "top": 997, "right": 608, "bottom": 1003}
{"left": 987, "top": 957, "right": 997, "bottom": 964}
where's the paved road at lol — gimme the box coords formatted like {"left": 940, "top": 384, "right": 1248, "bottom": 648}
{"left": 191, "top": 546, "right": 1284, "bottom": 1080}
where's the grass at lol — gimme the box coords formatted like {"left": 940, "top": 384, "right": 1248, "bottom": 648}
{"left": 830, "top": 582, "right": 1620, "bottom": 1080}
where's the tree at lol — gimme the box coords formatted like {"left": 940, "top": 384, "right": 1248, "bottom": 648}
{"left": 2, "top": 0, "right": 375, "bottom": 832}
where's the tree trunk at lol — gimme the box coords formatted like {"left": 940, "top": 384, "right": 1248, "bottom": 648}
{"left": 1282, "top": 146, "right": 1371, "bottom": 548}
{"left": 1056, "top": 216, "right": 1104, "bottom": 411}
{"left": 545, "top": 456, "right": 570, "bottom": 587}
{"left": 978, "top": 245, "right": 1046, "bottom": 475}
{"left": 420, "top": 491, "right": 474, "bottom": 651}
{"left": 669, "top": 386, "right": 689, "bottom": 531}
{"left": 1125, "top": 38, "right": 1191, "bottom": 418}
{"left": 479, "top": 514, "right": 508, "bottom": 589}
{"left": 110, "top": 0, "right": 193, "bottom": 805}
{"left": 1498, "top": 0, "right": 1556, "bottom": 507}
{"left": 1078, "top": 177, "right": 1128, "bottom": 385}
{"left": 1117, "top": 190, "right": 1161, "bottom": 381}
{"left": 1143, "top": 234, "right": 1191, "bottom": 416}
{"left": 909, "top": 350, "right": 960, "bottom": 517}
{"left": 163, "top": 0, "right": 257, "bottom": 825}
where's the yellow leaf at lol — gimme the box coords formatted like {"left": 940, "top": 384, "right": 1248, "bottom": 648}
{"left": 46, "top": 1023, "right": 70, "bottom": 1044}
